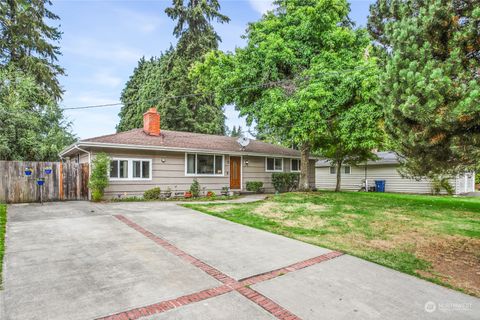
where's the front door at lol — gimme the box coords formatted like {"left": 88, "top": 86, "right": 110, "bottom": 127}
{"left": 230, "top": 156, "right": 241, "bottom": 190}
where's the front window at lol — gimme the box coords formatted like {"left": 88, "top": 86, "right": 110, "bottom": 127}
{"left": 344, "top": 166, "right": 351, "bottom": 174}
{"left": 186, "top": 153, "right": 224, "bottom": 175}
{"left": 109, "top": 158, "right": 151, "bottom": 180}
{"left": 266, "top": 157, "right": 283, "bottom": 172}
{"left": 110, "top": 160, "right": 128, "bottom": 179}
{"left": 133, "top": 160, "right": 151, "bottom": 179}
{"left": 330, "top": 166, "right": 336, "bottom": 174}
{"left": 291, "top": 159, "right": 301, "bottom": 172}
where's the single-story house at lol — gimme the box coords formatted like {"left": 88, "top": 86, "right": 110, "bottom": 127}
{"left": 315, "top": 151, "right": 476, "bottom": 195}
{"left": 59, "top": 108, "right": 316, "bottom": 198}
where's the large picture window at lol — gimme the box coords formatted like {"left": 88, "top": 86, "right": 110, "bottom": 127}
{"left": 110, "top": 158, "right": 151, "bottom": 180}
{"left": 186, "top": 153, "right": 224, "bottom": 176}
{"left": 266, "top": 157, "right": 283, "bottom": 172}
{"left": 291, "top": 159, "right": 301, "bottom": 172}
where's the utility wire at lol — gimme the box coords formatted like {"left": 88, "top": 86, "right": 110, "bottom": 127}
{"left": 59, "top": 66, "right": 373, "bottom": 111}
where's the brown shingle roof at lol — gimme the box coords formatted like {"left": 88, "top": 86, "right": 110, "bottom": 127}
{"left": 81, "top": 129, "right": 300, "bottom": 157}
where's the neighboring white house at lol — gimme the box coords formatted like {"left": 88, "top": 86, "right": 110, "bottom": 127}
{"left": 315, "top": 152, "right": 476, "bottom": 195}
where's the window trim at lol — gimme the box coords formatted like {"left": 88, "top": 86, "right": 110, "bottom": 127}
{"left": 185, "top": 153, "right": 225, "bottom": 177}
{"left": 265, "top": 157, "right": 284, "bottom": 172}
{"left": 344, "top": 165, "right": 351, "bottom": 175}
{"left": 109, "top": 158, "right": 152, "bottom": 181}
{"left": 290, "top": 158, "right": 301, "bottom": 172}
{"left": 330, "top": 166, "right": 336, "bottom": 174}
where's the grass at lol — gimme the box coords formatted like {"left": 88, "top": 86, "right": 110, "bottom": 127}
{"left": 185, "top": 191, "right": 480, "bottom": 296}
{"left": 0, "top": 203, "right": 6, "bottom": 288}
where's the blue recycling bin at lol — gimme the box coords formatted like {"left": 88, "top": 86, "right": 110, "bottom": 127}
{"left": 375, "top": 180, "right": 386, "bottom": 192}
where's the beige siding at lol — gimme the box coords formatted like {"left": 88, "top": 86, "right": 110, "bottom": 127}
{"left": 78, "top": 153, "right": 89, "bottom": 164}
{"left": 308, "top": 160, "right": 316, "bottom": 186}
{"left": 315, "top": 164, "right": 456, "bottom": 194}
{"left": 80, "top": 148, "right": 312, "bottom": 198}
{"left": 242, "top": 157, "right": 316, "bottom": 192}
{"left": 69, "top": 147, "right": 313, "bottom": 198}
{"left": 87, "top": 148, "right": 228, "bottom": 198}
{"left": 242, "top": 156, "right": 275, "bottom": 192}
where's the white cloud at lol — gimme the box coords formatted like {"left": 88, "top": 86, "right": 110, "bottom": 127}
{"left": 61, "top": 92, "right": 121, "bottom": 139}
{"left": 113, "top": 7, "right": 163, "bottom": 33}
{"left": 248, "top": 0, "right": 274, "bottom": 14}
{"left": 63, "top": 37, "right": 142, "bottom": 64}
{"left": 91, "top": 70, "right": 123, "bottom": 88}
{"left": 224, "top": 105, "right": 255, "bottom": 138}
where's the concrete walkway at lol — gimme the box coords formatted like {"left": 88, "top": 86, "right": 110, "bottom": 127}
{"left": 2, "top": 201, "right": 479, "bottom": 320}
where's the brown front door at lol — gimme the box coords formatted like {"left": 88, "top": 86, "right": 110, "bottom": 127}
{"left": 230, "top": 156, "right": 241, "bottom": 189}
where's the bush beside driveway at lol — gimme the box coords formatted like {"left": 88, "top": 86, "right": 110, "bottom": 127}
{"left": 186, "top": 191, "right": 480, "bottom": 297}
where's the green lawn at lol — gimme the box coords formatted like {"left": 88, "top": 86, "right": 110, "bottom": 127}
{"left": 185, "top": 191, "right": 480, "bottom": 296}
{"left": 0, "top": 203, "right": 6, "bottom": 288}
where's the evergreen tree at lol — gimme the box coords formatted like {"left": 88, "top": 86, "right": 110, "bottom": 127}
{"left": 117, "top": 54, "right": 171, "bottom": 132}
{"left": 0, "top": 0, "right": 74, "bottom": 160}
{"left": 117, "top": 0, "right": 229, "bottom": 135}
{"left": 368, "top": 0, "right": 480, "bottom": 177}
{"left": 0, "top": 0, "right": 65, "bottom": 100}
{"left": 230, "top": 125, "right": 243, "bottom": 137}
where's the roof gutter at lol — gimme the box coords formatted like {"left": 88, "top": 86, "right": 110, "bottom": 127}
{"left": 61, "top": 141, "right": 316, "bottom": 160}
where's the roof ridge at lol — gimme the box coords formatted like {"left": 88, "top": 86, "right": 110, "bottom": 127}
{"left": 82, "top": 128, "right": 141, "bottom": 142}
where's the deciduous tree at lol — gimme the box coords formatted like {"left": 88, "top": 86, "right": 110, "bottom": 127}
{"left": 0, "top": 67, "right": 75, "bottom": 161}
{"left": 193, "top": 0, "right": 383, "bottom": 190}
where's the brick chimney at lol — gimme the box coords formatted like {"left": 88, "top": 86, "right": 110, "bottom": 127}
{"left": 143, "top": 107, "right": 160, "bottom": 136}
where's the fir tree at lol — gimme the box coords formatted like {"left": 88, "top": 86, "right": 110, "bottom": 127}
{"left": 117, "top": 0, "right": 229, "bottom": 135}
{"left": 0, "top": 0, "right": 65, "bottom": 100}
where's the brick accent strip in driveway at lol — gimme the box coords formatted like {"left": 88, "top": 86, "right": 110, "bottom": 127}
{"left": 98, "top": 215, "right": 343, "bottom": 320}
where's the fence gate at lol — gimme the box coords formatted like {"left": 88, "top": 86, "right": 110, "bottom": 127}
{"left": 0, "top": 161, "right": 89, "bottom": 203}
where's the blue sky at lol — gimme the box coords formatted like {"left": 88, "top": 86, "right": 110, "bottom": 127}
{"left": 54, "top": 0, "right": 374, "bottom": 139}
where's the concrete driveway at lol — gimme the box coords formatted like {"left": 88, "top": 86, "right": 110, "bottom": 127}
{"left": 2, "top": 201, "right": 479, "bottom": 320}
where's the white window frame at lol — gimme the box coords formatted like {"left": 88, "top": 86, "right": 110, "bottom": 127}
{"left": 290, "top": 159, "right": 301, "bottom": 172}
{"left": 330, "top": 166, "right": 336, "bottom": 174}
{"left": 185, "top": 153, "right": 225, "bottom": 177}
{"left": 344, "top": 166, "right": 351, "bottom": 174}
{"left": 109, "top": 158, "right": 152, "bottom": 181}
{"left": 265, "top": 157, "right": 284, "bottom": 172}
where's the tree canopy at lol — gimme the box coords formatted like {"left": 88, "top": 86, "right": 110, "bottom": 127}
{"left": 368, "top": 0, "right": 480, "bottom": 177}
{"left": 193, "top": 0, "right": 383, "bottom": 190}
{"left": 0, "top": 0, "right": 74, "bottom": 161}
{"left": 0, "top": 0, "right": 65, "bottom": 100}
{"left": 0, "top": 67, "right": 75, "bottom": 161}
{"left": 116, "top": 0, "right": 229, "bottom": 135}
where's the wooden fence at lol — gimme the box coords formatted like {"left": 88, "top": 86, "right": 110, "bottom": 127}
{"left": 0, "top": 161, "right": 89, "bottom": 203}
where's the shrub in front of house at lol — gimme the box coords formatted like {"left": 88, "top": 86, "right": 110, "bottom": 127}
{"left": 246, "top": 181, "right": 264, "bottom": 193}
{"left": 88, "top": 153, "right": 110, "bottom": 202}
{"left": 190, "top": 179, "right": 200, "bottom": 197}
{"left": 143, "top": 187, "right": 161, "bottom": 200}
{"left": 431, "top": 176, "right": 454, "bottom": 195}
{"left": 272, "top": 173, "right": 300, "bottom": 193}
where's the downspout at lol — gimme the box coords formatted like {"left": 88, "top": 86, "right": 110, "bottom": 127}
{"left": 74, "top": 145, "right": 92, "bottom": 200}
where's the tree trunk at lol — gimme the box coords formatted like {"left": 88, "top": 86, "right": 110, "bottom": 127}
{"left": 299, "top": 144, "right": 310, "bottom": 191}
{"left": 335, "top": 160, "right": 342, "bottom": 192}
